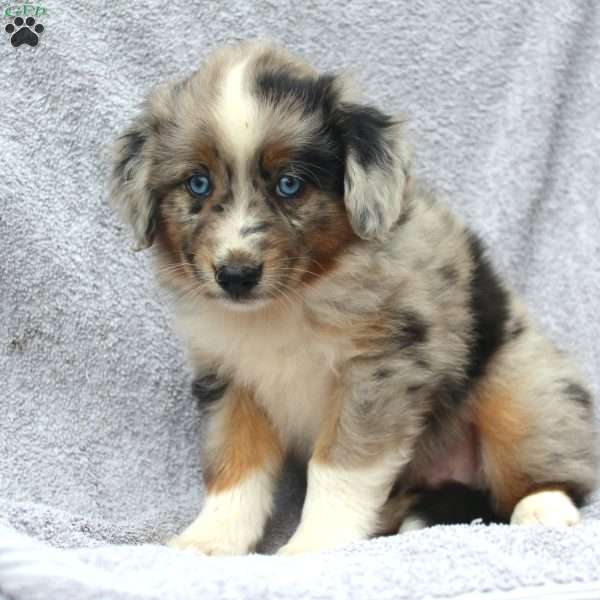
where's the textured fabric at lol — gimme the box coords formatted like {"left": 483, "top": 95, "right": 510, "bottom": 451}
{"left": 1, "top": 0, "right": 599, "bottom": 598}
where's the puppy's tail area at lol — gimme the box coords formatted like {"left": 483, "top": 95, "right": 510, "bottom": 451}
{"left": 380, "top": 482, "right": 506, "bottom": 535}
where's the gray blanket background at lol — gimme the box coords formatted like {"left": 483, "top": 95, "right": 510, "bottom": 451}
{"left": 1, "top": 1, "right": 599, "bottom": 598}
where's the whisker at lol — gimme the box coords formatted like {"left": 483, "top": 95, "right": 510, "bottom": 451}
{"left": 274, "top": 255, "right": 327, "bottom": 273}
{"left": 156, "top": 262, "right": 194, "bottom": 276}
{"left": 264, "top": 280, "right": 298, "bottom": 310}
{"left": 273, "top": 266, "right": 322, "bottom": 279}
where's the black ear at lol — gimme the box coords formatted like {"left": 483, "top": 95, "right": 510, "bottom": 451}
{"left": 110, "top": 113, "right": 157, "bottom": 251}
{"left": 335, "top": 103, "right": 410, "bottom": 240}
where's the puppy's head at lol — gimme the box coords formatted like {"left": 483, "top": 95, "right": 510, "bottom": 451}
{"left": 111, "top": 42, "right": 410, "bottom": 310}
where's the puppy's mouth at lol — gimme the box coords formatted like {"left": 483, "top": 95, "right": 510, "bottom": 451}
{"left": 217, "top": 293, "right": 272, "bottom": 311}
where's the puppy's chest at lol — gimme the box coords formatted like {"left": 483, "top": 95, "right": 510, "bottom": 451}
{"left": 183, "top": 308, "right": 342, "bottom": 453}
{"left": 246, "top": 337, "right": 335, "bottom": 453}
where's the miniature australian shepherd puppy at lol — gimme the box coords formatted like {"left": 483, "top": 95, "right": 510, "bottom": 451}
{"left": 110, "top": 41, "right": 597, "bottom": 555}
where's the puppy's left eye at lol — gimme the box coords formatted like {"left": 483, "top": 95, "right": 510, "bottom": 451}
{"left": 186, "top": 174, "right": 212, "bottom": 199}
{"left": 276, "top": 175, "right": 304, "bottom": 199}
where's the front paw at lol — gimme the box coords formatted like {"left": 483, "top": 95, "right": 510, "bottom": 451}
{"left": 167, "top": 531, "right": 251, "bottom": 556}
{"left": 277, "top": 529, "right": 361, "bottom": 555}
{"left": 166, "top": 512, "right": 260, "bottom": 556}
{"left": 277, "top": 539, "right": 315, "bottom": 556}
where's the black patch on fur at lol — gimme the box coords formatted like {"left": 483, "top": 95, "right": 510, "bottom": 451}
{"left": 189, "top": 199, "right": 205, "bottom": 215}
{"left": 374, "top": 368, "right": 393, "bottom": 380}
{"left": 144, "top": 191, "right": 159, "bottom": 243}
{"left": 334, "top": 103, "right": 393, "bottom": 169}
{"left": 438, "top": 264, "right": 458, "bottom": 285}
{"left": 562, "top": 381, "right": 592, "bottom": 409}
{"left": 360, "top": 311, "right": 429, "bottom": 363}
{"left": 256, "top": 71, "right": 336, "bottom": 115}
{"left": 424, "top": 235, "right": 508, "bottom": 435}
{"left": 465, "top": 234, "right": 510, "bottom": 381}
{"left": 192, "top": 373, "right": 229, "bottom": 406}
{"left": 225, "top": 163, "right": 233, "bottom": 185}
{"left": 564, "top": 485, "right": 587, "bottom": 508}
{"left": 396, "top": 204, "right": 413, "bottom": 228}
{"left": 508, "top": 319, "right": 525, "bottom": 340}
{"left": 290, "top": 142, "right": 345, "bottom": 195}
{"left": 114, "top": 130, "right": 147, "bottom": 180}
{"left": 394, "top": 311, "right": 429, "bottom": 350}
{"left": 408, "top": 483, "right": 504, "bottom": 526}
{"left": 424, "top": 374, "right": 470, "bottom": 434}
{"left": 407, "top": 383, "right": 426, "bottom": 393}
{"left": 240, "top": 222, "right": 271, "bottom": 237}
{"left": 415, "top": 357, "right": 431, "bottom": 370}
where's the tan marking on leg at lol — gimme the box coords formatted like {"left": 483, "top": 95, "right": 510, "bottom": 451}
{"left": 204, "top": 387, "right": 283, "bottom": 493}
{"left": 474, "top": 380, "right": 532, "bottom": 517}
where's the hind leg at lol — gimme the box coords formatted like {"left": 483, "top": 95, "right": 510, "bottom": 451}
{"left": 473, "top": 324, "right": 596, "bottom": 526}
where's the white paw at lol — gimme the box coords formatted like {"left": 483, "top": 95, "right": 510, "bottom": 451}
{"left": 277, "top": 526, "right": 364, "bottom": 555}
{"left": 510, "top": 490, "right": 580, "bottom": 527}
{"left": 277, "top": 537, "right": 331, "bottom": 556}
{"left": 167, "top": 530, "right": 251, "bottom": 556}
{"left": 276, "top": 540, "right": 314, "bottom": 556}
{"left": 168, "top": 474, "right": 274, "bottom": 556}
{"left": 399, "top": 515, "right": 427, "bottom": 533}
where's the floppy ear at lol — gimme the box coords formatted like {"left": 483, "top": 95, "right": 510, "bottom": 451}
{"left": 110, "top": 111, "right": 157, "bottom": 251}
{"left": 336, "top": 104, "right": 411, "bottom": 240}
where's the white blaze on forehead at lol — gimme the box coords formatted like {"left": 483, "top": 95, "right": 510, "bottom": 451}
{"left": 212, "top": 57, "right": 265, "bottom": 263}
{"left": 214, "top": 203, "right": 256, "bottom": 262}
{"left": 215, "top": 57, "right": 262, "bottom": 164}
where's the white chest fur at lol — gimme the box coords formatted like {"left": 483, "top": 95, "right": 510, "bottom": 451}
{"left": 176, "top": 301, "right": 342, "bottom": 454}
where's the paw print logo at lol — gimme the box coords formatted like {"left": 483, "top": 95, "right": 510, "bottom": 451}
{"left": 5, "top": 16, "right": 44, "bottom": 47}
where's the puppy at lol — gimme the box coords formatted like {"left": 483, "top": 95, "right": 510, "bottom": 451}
{"left": 111, "top": 41, "right": 597, "bottom": 555}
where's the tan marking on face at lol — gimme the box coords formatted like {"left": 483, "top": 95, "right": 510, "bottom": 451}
{"left": 261, "top": 142, "right": 292, "bottom": 172}
{"left": 301, "top": 196, "right": 358, "bottom": 284}
{"left": 154, "top": 212, "right": 192, "bottom": 288}
{"left": 154, "top": 194, "right": 216, "bottom": 293}
{"left": 474, "top": 381, "right": 532, "bottom": 517}
{"left": 192, "top": 144, "right": 222, "bottom": 176}
{"left": 204, "top": 386, "right": 283, "bottom": 493}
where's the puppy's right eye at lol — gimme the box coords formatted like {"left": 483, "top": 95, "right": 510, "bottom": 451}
{"left": 186, "top": 174, "right": 212, "bottom": 199}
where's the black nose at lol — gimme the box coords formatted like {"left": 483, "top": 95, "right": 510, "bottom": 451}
{"left": 215, "top": 263, "right": 263, "bottom": 297}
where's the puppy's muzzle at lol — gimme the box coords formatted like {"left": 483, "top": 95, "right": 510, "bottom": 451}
{"left": 215, "top": 263, "right": 263, "bottom": 298}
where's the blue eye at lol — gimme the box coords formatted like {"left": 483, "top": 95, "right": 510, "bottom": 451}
{"left": 276, "top": 175, "right": 304, "bottom": 199}
{"left": 186, "top": 174, "right": 211, "bottom": 198}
